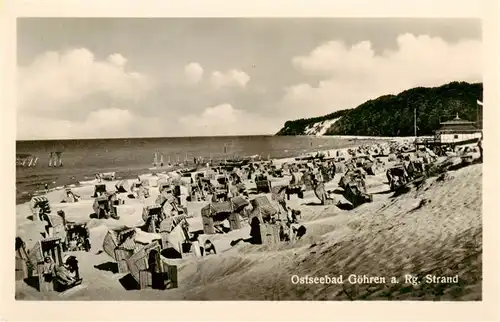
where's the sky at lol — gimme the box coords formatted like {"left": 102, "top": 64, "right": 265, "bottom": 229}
{"left": 16, "top": 18, "right": 482, "bottom": 140}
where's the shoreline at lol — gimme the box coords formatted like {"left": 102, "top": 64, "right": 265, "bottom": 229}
{"left": 16, "top": 136, "right": 391, "bottom": 206}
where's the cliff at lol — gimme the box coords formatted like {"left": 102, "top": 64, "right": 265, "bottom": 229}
{"left": 276, "top": 81, "right": 483, "bottom": 137}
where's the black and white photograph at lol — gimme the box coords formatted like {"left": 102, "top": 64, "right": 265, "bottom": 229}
{"left": 2, "top": 0, "right": 499, "bottom": 320}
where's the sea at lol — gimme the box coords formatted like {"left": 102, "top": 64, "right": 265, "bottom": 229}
{"left": 16, "top": 135, "right": 379, "bottom": 205}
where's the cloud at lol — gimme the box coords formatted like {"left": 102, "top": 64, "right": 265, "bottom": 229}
{"left": 108, "top": 53, "right": 128, "bottom": 67}
{"left": 292, "top": 40, "right": 376, "bottom": 76}
{"left": 283, "top": 33, "right": 482, "bottom": 119}
{"left": 16, "top": 33, "right": 482, "bottom": 139}
{"left": 17, "top": 48, "right": 151, "bottom": 114}
{"left": 210, "top": 69, "right": 250, "bottom": 90}
{"left": 184, "top": 62, "right": 204, "bottom": 85}
{"left": 17, "top": 108, "right": 166, "bottom": 140}
{"left": 179, "top": 103, "right": 276, "bottom": 136}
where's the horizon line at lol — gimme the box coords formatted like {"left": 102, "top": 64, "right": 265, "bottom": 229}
{"left": 15, "top": 133, "right": 282, "bottom": 142}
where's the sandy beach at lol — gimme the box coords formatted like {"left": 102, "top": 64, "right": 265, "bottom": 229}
{"left": 15, "top": 139, "right": 482, "bottom": 301}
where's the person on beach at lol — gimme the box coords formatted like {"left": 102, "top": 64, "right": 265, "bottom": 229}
{"left": 204, "top": 240, "right": 217, "bottom": 255}
{"left": 41, "top": 256, "right": 56, "bottom": 283}
{"left": 40, "top": 212, "right": 53, "bottom": 237}
{"left": 221, "top": 219, "right": 231, "bottom": 233}
{"left": 190, "top": 232, "right": 203, "bottom": 257}
{"left": 54, "top": 255, "right": 81, "bottom": 289}
{"left": 57, "top": 210, "right": 68, "bottom": 230}
{"left": 148, "top": 249, "right": 165, "bottom": 289}
{"left": 286, "top": 207, "right": 295, "bottom": 225}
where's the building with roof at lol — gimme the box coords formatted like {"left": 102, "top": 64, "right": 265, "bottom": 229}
{"left": 435, "top": 113, "right": 482, "bottom": 145}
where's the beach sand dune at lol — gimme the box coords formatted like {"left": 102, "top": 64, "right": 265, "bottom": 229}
{"left": 15, "top": 163, "right": 481, "bottom": 301}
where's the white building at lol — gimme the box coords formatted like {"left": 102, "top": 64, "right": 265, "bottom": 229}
{"left": 435, "top": 114, "right": 482, "bottom": 145}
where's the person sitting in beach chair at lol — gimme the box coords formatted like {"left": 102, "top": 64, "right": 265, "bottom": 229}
{"left": 54, "top": 255, "right": 82, "bottom": 291}
{"left": 214, "top": 219, "right": 231, "bottom": 234}
{"left": 92, "top": 184, "right": 107, "bottom": 198}
{"left": 65, "top": 222, "right": 92, "bottom": 252}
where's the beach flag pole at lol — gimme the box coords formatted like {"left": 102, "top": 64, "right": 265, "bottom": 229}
{"left": 477, "top": 100, "right": 482, "bottom": 128}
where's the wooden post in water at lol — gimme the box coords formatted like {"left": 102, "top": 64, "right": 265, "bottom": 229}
{"left": 56, "top": 152, "right": 63, "bottom": 167}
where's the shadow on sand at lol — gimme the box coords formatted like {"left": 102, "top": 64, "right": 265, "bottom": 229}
{"left": 230, "top": 237, "right": 255, "bottom": 247}
{"left": 161, "top": 248, "right": 183, "bottom": 259}
{"left": 23, "top": 276, "right": 40, "bottom": 291}
{"left": 330, "top": 189, "right": 345, "bottom": 195}
{"left": 372, "top": 189, "right": 393, "bottom": 195}
{"left": 94, "top": 261, "right": 118, "bottom": 274}
{"left": 391, "top": 186, "right": 412, "bottom": 198}
{"left": 119, "top": 274, "right": 140, "bottom": 291}
{"left": 336, "top": 202, "right": 354, "bottom": 211}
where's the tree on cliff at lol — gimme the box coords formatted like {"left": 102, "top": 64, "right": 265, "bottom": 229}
{"left": 276, "top": 81, "right": 483, "bottom": 137}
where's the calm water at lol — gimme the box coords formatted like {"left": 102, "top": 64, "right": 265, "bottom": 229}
{"left": 16, "top": 135, "right": 376, "bottom": 204}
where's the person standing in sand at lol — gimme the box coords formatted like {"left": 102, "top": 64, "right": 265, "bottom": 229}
{"left": 204, "top": 240, "right": 217, "bottom": 255}
{"left": 148, "top": 249, "right": 164, "bottom": 290}
{"left": 286, "top": 207, "right": 294, "bottom": 225}
{"left": 57, "top": 210, "right": 68, "bottom": 230}
{"left": 190, "top": 232, "right": 203, "bottom": 257}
